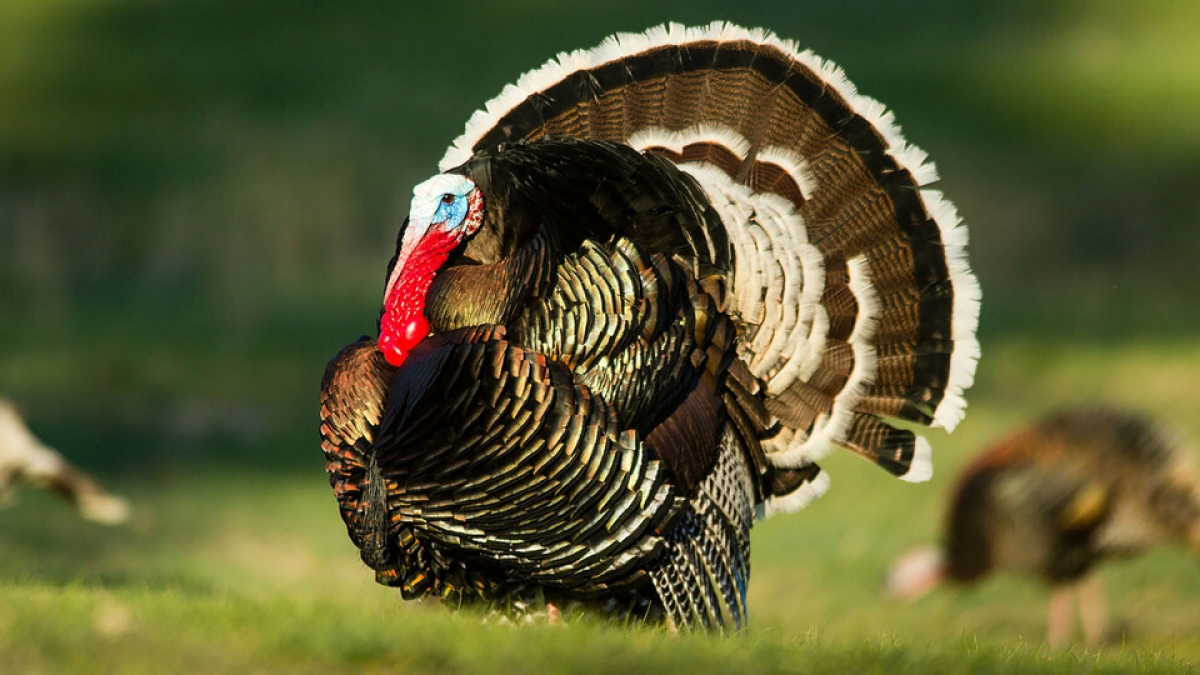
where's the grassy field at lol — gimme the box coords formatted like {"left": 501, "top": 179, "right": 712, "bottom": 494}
{"left": 3, "top": 340, "right": 1200, "bottom": 674}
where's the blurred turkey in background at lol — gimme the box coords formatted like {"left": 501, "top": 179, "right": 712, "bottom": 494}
{"left": 0, "top": 398, "right": 129, "bottom": 525}
{"left": 887, "top": 408, "right": 1200, "bottom": 647}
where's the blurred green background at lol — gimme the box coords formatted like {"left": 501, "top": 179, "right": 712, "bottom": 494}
{"left": 2, "top": 0, "right": 1199, "bottom": 468}
{"left": 2, "top": 0, "right": 1199, "bottom": 671}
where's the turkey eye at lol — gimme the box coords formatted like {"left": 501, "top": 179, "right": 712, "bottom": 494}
{"left": 441, "top": 193, "right": 456, "bottom": 205}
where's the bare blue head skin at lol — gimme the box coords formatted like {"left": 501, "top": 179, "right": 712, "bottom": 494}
{"left": 386, "top": 174, "right": 479, "bottom": 295}
{"left": 410, "top": 174, "right": 475, "bottom": 231}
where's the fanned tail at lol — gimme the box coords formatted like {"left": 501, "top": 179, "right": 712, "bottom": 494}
{"left": 440, "top": 22, "right": 979, "bottom": 508}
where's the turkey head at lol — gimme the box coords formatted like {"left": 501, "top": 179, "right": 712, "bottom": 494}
{"left": 378, "top": 174, "right": 484, "bottom": 367}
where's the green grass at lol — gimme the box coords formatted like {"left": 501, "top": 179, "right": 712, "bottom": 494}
{"left": 3, "top": 340, "right": 1200, "bottom": 673}
{"left": 2, "top": 583, "right": 1193, "bottom": 675}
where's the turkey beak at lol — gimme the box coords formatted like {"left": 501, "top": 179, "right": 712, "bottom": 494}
{"left": 384, "top": 215, "right": 432, "bottom": 300}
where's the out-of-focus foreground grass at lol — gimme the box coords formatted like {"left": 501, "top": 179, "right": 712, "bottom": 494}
{"left": 2, "top": 0, "right": 1200, "bottom": 672}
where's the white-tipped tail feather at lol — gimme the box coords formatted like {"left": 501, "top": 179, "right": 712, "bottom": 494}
{"left": 758, "top": 470, "right": 832, "bottom": 519}
{"left": 900, "top": 436, "right": 934, "bottom": 484}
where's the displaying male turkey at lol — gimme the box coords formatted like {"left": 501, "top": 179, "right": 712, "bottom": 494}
{"left": 887, "top": 408, "right": 1200, "bottom": 646}
{"left": 321, "top": 22, "right": 980, "bottom": 630}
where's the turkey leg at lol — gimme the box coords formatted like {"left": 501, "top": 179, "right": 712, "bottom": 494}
{"left": 1076, "top": 574, "right": 1109, "bottom": 646}
{"left": 1046, "top": 584, "right": 1075, "bottom": 647}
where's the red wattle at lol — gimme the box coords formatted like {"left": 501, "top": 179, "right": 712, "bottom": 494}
{"left": 379, "top": 315, "right": 430, "bottom": 367}
{"left": 379, "top": 334, "right": 406, "bottom": 367}
{"left": 379, "top": 230, "right": 457, "bottom": 368}
{"left": 396, "top": 315, "right": 429, "bottom": 352}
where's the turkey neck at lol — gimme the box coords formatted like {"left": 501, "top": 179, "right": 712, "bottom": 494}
{"left": 379, "top": 231, "right": 460, "bottom": 366}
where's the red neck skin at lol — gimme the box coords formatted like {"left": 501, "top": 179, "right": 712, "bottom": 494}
{"left": 378, "top": 230, "right": 459, "bottom": 367}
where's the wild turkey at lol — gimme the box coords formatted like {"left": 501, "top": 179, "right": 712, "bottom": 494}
{"left": 0, "top": 398, "right": 129, "bottom": 525}
{"left": 320, "top": 22, "right": 980, "bottom": 629}
{"left": 887, "top": 408, "right": 1200, "bottom": 646}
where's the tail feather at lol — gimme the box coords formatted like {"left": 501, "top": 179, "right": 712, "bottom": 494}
{"left": 841, "top": 415, "right": 934, "bottom": 483}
